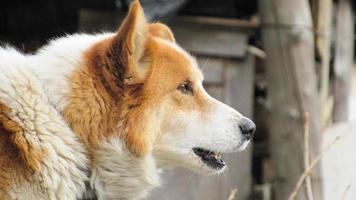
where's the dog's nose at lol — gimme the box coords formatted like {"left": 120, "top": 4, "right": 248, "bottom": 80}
{"left": 239, "top": 118, "right": 256, "bottom": 139}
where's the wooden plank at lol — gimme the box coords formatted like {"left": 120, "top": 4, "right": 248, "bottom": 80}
{"left": 197, "top": 57, "right": 225, "bottom": 85}
{"left": 205, "top": 85, "right": 224, "bottom": 101}
{"left": 171, "top": 25, "right": 248, "bottom": 58}
{"left": 333, "top": 0, "right": 354, "bottom": 123}
{"left": 310, "top": 0, "right": 319, "bottom": 26}
{"left": 220, "top": 55, "right": 255, "bottom": 200}
{"left": 223, "top": 56, "right": 255, "bottom": 117}
{"left": 259, "top": 0, "right": 323, "bottom": 199}
{"left": 316, "top": 0, "right": 333, "bottom": 126}
{"left": 171, "top": 16, "right": 259, "bottom": 31}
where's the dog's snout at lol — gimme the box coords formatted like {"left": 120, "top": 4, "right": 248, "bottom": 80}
{"left": 239, "top": 118, "right": 256, "bottom": 139}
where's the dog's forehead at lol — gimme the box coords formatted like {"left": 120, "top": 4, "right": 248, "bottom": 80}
{"left": 151, "top": 38, "right": 204, "bottom": 82}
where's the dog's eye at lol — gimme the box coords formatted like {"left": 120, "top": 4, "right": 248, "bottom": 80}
{"left": 177, "top": 82, "right": 193, "bottom": 95}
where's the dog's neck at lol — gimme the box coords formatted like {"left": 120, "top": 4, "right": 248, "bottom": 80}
{"left": 90, "top": 140, "right": 160, "bottom": 200}
{"left": 61, "top": 62, "right": 161, "bottom": 198}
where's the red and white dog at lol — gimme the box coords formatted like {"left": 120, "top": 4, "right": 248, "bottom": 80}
{"left": 0, "top": 1, "right": 255, "bottom": 199}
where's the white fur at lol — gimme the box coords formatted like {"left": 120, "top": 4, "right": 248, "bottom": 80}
{"left": 0, "top": 34, "right": 112, "bottom": 199}
{"left": 0, "top": 50, "right": 88, "bottom": 199}
{"left": 91, "top": 140, "right": 160, "bottom": 200}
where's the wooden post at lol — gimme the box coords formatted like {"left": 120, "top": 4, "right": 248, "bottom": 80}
{"left": 259, "top": 0, "right": 323, "bottom": 199}
{"left": 316, "top": 0, "right": 333, "bottom": 126}
{"left": 333, "top": 0, "right": 354, "bottom": 123}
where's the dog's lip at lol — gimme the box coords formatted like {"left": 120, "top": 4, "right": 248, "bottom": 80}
{"left": 192, "top": 147, "right": 226, "bottom": 170}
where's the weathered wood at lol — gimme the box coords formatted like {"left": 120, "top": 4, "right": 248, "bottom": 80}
{"left": 205, "top": 85, "right": 224, "bottom": 101}
{"left": 224, "top": 56, "right": 255, "bottom": 118}
{"left": 198, "top": 57, "right": 225, "bottom": 85}
{"left": 333, "top": 0, "right": 354, "bottom": 123}
{"left": 221, "top": 55, "right": 255, "bottom": 200}
{"left": 171, "top": 24, "right": 248, "bottom": 58}
{"left": 171, "top": 16, "right": 259, "bottom": 30}
{"left": 315, "top": 0, "right": 333, "bottom": 126}
{"left": 259, "top": 0, "right": 323, "bottom": 199}
{"left": 310, "top": 0, "right": 319, "bottom": 26}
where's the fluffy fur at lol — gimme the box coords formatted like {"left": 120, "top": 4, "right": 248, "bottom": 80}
{"left": 0, "top": 1, "right": 254, "bottom": 199}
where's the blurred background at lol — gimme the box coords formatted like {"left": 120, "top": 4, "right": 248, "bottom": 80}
{"left": 0, "top": 0, "right": 355, "bottom": 200}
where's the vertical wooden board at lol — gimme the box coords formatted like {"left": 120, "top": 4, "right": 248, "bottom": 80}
{"left": 333, "top": 0, "right": 354, "bottom": 122}
{"left": 223, "top": 56, "right": 255, "bottom": 118}
{"left": 197, "top": 57, "right": 224, "bottom": 85}
{"left": 205, "top": 85, "right": 224, "bottom": 101}
{"left": 220, "top": 55, "right": 255, "bottom": 200}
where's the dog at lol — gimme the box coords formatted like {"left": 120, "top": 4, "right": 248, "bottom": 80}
{"left": 0, "top": 1, "right": 255, "bottom": 199}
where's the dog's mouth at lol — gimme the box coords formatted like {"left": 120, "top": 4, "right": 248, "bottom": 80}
{"left": 192, "top": 147, "right": 226, "bottom": 170}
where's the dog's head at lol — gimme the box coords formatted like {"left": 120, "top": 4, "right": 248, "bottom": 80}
{"left": 94, "top": 1, "right": 255, "bottom": 175}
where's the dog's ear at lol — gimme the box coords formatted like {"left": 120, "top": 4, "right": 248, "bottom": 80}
{"left": 148, "top": 23, "right": 175, "bottom": 42}
{"left": 107, "top": 1, "right": 156, "bottom": 156}
{"left": 106, "top": 0, "right": 149, "bottom": 86}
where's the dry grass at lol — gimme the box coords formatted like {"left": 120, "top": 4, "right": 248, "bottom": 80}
{"left": 227, "top": 188, "right": 238, "bottom": 200}
{"left": 288, "top": 113, "right": 345, "bottom": 200}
